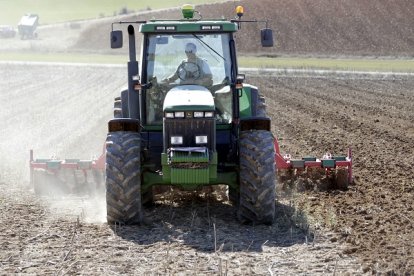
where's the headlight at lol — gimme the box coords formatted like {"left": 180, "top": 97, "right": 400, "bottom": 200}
{"left": 204, "top": 111, "right": 214, "bottom": 118}
{"left": 170, "top": 136, "right": 183, "bottom": 145}
{"left": 195, "top": 135, "right": 208, "bottom": 144}
{"left": 194, "top": 111, "right": 204, "bottom": 118}
{"left": 175, "top": 111, "right": 185, "bottom": 118}
{"left": 165, "top": 112, "right": 174, "bottom": 118}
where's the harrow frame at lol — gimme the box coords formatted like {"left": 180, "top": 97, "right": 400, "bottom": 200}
{"left": 29, "top": 149, "right": 105, "bottom": 194}
{"left": 274, "top": 138, "right": 353, "bottom": 186}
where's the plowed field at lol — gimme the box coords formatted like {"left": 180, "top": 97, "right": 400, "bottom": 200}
{"left": 0, "top": 64, "right": 412, "bottom": 274}
{"left": 259, "top": 73, "right": 414, "bottom": 273}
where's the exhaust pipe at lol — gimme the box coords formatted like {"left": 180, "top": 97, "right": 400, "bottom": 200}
{"left": 127, "top": 25, "right": 140, "bottom": 120}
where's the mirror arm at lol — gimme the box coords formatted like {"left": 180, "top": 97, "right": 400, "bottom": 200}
{"left": 230, "top": 19, "right": 270, "bottom": 25}
{"left": 112, "top": 20, "right": 147, "bottom": 27}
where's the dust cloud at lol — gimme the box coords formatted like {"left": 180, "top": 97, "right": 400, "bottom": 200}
{"left": 31, "top": 167, "right": 107, "bottom": 223}
{"left": 44, "top": 192, "right": 107, "bottom": 224}
{"left": 0, "top": 63, "right": 123, "bottom": 225}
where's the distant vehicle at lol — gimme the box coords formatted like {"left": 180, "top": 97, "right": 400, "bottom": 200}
{"left": 17, "top": 14, "right": 39, "bottom": 39}
{"left": 0, "top": 25, "right": 16, "bottom": 38}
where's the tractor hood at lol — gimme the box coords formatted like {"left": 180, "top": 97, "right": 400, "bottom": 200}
{"left": 163, "top": 85, "right": 215, "bottom": 112}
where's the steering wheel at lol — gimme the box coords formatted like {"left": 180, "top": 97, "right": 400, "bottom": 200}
{"left": 177, "top": 62, "right": 201, "bottom": 81}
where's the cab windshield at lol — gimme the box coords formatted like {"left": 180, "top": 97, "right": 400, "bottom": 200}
{"left": 144, "top": 33, "right": 233, "bottom": 125}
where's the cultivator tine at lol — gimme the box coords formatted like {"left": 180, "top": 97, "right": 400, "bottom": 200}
{"left": 29, "top": 149, "right": 105, "bottom": 196}
{"left": 273, "top": 139, "right": 353, "bottom": 190}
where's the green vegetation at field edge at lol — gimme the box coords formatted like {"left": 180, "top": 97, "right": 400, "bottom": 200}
{"left": 238, "top": 56, "right": 414, "bottom": 73}
{"left": 1, "top": 52, "right": 413, "bottom": 72}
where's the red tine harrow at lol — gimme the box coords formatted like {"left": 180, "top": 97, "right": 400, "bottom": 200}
{"left": 274, "top": 138, "right": 353, "bottom": 189}
{"left": 29, "top": 149, "right": 105, "bottom": 195}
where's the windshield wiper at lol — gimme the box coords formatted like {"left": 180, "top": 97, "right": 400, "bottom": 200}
{"left": 192, "top": 34, "right": 225, "bottom": 61}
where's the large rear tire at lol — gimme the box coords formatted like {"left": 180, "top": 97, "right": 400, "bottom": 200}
{"left": 113, "top": 90, "right": 129, "bottom": 118}
{"left": 105, "top": 131, "right": 143, "bottom": 225}
{"left": 238, "top": 130, "right": 276, "bottom": 225}
{"left": 255, "top": 95, "right": 267, "bottom": 117}
{"left": 113, "top": 97, "right": 122, "bottom": 118}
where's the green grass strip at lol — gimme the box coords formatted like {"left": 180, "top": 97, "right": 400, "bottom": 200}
{"left": 1, "top": 51, "right": 413, "bottom": 72}
{"left": 239, "top": 56, "right": 414, "bottom": 72}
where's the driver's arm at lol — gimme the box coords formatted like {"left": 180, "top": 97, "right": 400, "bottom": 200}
{"left": 163, "top": 61, "right": 183, "bottom": 83}
{"left": 163, "top": 72, "right": 178, "bottom": 83}
{"left": 164, "top": 72, "right": 178, "bottom": 83}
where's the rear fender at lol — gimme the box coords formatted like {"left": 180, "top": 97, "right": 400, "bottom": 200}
{"left": 108, "top": 118, "right": 141, "bottom": 132}
{"left": 240, "top": 117, "right": 271, "bottom": 131}
{"left": 239, "top": 84, "right": 261, "bottom": 118}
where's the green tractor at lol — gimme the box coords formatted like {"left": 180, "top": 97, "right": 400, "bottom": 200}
{"left": 106, "top": 4, "right": 276, "bottom": 225}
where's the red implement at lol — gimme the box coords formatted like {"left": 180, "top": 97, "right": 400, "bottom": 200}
{"left": 29, "top": 149, "right": 105, "bottom": 195}
{"left": 274, "top": 137, "right": 353, "bottom": 188}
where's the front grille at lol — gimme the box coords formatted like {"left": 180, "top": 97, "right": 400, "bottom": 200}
{"left": 164, "top": 118, "right": 215, "bottom": 151}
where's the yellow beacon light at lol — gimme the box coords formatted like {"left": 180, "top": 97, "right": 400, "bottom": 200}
{"left": 182, "top": 4, "right": 195, "bottom": 19}
{"left": 236, "top": 5, "right": 244, "bottom": 18}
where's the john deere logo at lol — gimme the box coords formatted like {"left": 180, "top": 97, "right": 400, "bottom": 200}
{"left": 186, "top": 112, "right": 192, "bottom": 118}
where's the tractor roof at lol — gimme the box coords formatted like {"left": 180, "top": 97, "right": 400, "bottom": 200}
{"left": 139, "top": 4, "right": 240, "bottom": 34}
{"left": 139, "top": 20, "right": 238, "bottom": 33}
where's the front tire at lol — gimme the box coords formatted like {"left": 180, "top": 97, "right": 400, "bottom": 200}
{"left": 238, "top": 130, "right": 276, "bottom": 225}
{"left": 105, "top": 131, "right": 143, "bottom": 225}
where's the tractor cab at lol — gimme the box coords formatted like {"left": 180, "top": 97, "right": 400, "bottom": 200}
{"left": 143, "top": 31, "right": 234, "bottom": 125}
{"left": 110, "top": 5, "right": 273, "bottom": 126}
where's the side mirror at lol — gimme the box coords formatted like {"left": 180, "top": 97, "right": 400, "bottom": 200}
{"left": 260, "top": 28, "right": 274, "bottom": 47}
{"left": 111, "top": 30, "right": 123, "bottom": 49}
{"left": 236, "top": 74, "right": 245, "bottom": 89}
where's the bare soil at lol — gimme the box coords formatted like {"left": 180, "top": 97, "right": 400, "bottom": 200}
{"left": 0, "top": 64, "right": 413, "bottom": 274}
{"left": 259, "top": 73, "right": 414, "bottom": 274}
{"left": 71, "top": 0, "right": 414, "bottom": 56}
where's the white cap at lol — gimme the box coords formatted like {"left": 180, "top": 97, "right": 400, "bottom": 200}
{"left": 185, "top": 42, "right": 197, "bottom": 53}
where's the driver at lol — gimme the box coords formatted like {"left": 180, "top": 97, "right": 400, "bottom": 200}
{"left": 163, "top": 42, "right": 213, "bottom": 87}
